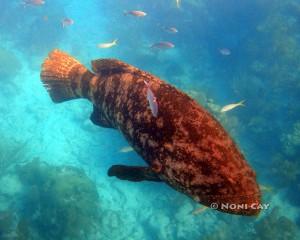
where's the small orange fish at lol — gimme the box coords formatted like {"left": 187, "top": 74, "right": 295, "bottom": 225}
{"left": 62, "top": 18, "right": 74, "bottom": 28}
{"left": 124, "top": 10, "right": 147, "bottom": 17}
{"left": 151, "top": 41, "right": 175, "bottom": 49}
{"left": 22, "top": 0, "right": 45, "bottom": 6}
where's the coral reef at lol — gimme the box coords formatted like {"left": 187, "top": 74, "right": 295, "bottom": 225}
{"left": 14, "top": 159, "right": 101, "bottom": 240}
{"left": 228, "top": 0, "right": 300, "bottom": 155}
{"left": 0, "top": 159, "right": 100, "bottom": 240}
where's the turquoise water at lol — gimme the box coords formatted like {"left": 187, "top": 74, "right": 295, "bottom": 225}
{"left": 1, "top": 0, "right": 300, "bottom": 239}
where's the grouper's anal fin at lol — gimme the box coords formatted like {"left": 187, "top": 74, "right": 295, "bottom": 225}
{"left": 108, "top": 165, "right": 162, "bottom": 182}
{"left": 90, "top": 105, "right": 114, "bottom": 128}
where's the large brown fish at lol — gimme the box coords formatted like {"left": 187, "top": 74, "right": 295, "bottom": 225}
{"left": 40, "top": 50, "right": 261, "bottom": 215}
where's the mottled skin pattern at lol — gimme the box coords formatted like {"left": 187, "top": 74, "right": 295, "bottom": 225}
{"left": 41, "top": 50, "right": 261, "bottom": 216}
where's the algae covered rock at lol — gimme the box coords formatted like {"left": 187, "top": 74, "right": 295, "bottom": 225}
{"left": 16, "top": 159, "right": 101, "bottom": 240}
{"left": 0, "top": 210, "right": 15, "bottom": 239}
{"left": 271, "top": 154, "right": 300, "bottom": 187}
{"left": 281, "top": 121, "right": 300, "bottom": 157}
{"left": 254, "top": 207, "right": 300, "bottom": 240}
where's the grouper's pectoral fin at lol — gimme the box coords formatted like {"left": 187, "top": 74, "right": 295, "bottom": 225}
{"left": 107, "top": 165, "right": 162, "bottom": 182}
{"left": 90, "top": 105, "right": 114, "bottom": 128}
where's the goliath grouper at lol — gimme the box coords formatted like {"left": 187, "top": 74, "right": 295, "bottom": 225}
{"left": 41, "top": 49, "right": 261, "bottom": 216}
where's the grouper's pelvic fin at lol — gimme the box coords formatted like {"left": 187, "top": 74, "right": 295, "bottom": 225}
{"left": 41, "top": 49, "right": 94, "bottom": 103}
{"left": 90, "top": 105, "right": 114, "bottom": 128}
{"left": 108, "top": 165, "right": 162, "bottom": 182}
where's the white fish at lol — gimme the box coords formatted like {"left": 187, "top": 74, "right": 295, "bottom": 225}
{"left": 97, "top": 39, "right": 118, "bottom": 49}
{"left": 220, "top": 100, "right": 245, "bottom": 112}
{"left": 192, "top": 206, "right": 209, "bottom": 215}
{"left": 119, "top": 146, "right": 134, "bottom": 153}
{"left": 219, "top": 48, "right": 231, "bottom": 56}
{"left": 144, "top": 80, "right": 158, "bottom": 117}
{"left": 165, "top": 27, "right": 178, "bottom": 34}
{"left": 176, "top": 0, "right": 181, "bottom": 8}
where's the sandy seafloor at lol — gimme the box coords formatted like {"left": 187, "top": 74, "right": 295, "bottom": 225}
{"left": 1, "top": 0, "right": 300, "bottom": 239}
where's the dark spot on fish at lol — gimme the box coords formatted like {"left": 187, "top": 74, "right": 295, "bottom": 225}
{"left": 200, "top": 161, "right": 213, "bottom": 176}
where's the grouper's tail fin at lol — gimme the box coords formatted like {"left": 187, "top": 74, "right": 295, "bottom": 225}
{"left": 41, "top": 49, "right": 91, "bottom": 103}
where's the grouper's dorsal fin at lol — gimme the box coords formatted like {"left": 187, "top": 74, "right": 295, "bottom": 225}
{"left": 91, "top": 59, "right": 134, "bottom": 75}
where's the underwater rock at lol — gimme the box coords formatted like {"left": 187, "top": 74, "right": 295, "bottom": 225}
{"left": 0, "top": 174, "right": 21, "bottom": 196}
{"left": 281, "top": 121, "right": 300, "bottom": 157}
{"left": 99, "top": 209, "right": 145, "bottom": 240}
{"left": 0, "top": 137, "right": 29, "bottom": 176}
{"left": 0, "top": 210, "right": 15, "bottom": 238}
{"left": 254, "top": 207, "right": 300, "bottom": 240}
{"left": 271, "top": 154, "right": 300, "bottom": 187}
{"left": 16, "top": 159, "right": 101, "bottom": 240}
{"left": 16, "top": 217, "right": 30, "bottom": 240}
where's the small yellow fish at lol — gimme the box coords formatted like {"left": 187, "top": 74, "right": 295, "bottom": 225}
{"left": 192, "top": 206, "right": 208, "bottom": 215}
{"left": 97, "top": 39, "right": 118, "bottom": 49}
{"left": 220, "top": 100, "right": 245, "bottom": 113}
{"left": 119, "top": 146, "right": 134, "bottom": 153}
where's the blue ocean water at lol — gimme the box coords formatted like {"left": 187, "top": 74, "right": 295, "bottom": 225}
{"left": 0, "top": 0, "right": 300, "bottom": 239}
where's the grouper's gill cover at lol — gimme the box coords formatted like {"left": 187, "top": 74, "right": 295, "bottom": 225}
{"left": 41, "top": 49, "right": 261, "bottom": 216}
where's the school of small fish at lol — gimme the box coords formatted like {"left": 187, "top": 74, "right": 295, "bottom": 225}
{"left": 26, "top": 0, "right": 244, "bottom": 118}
